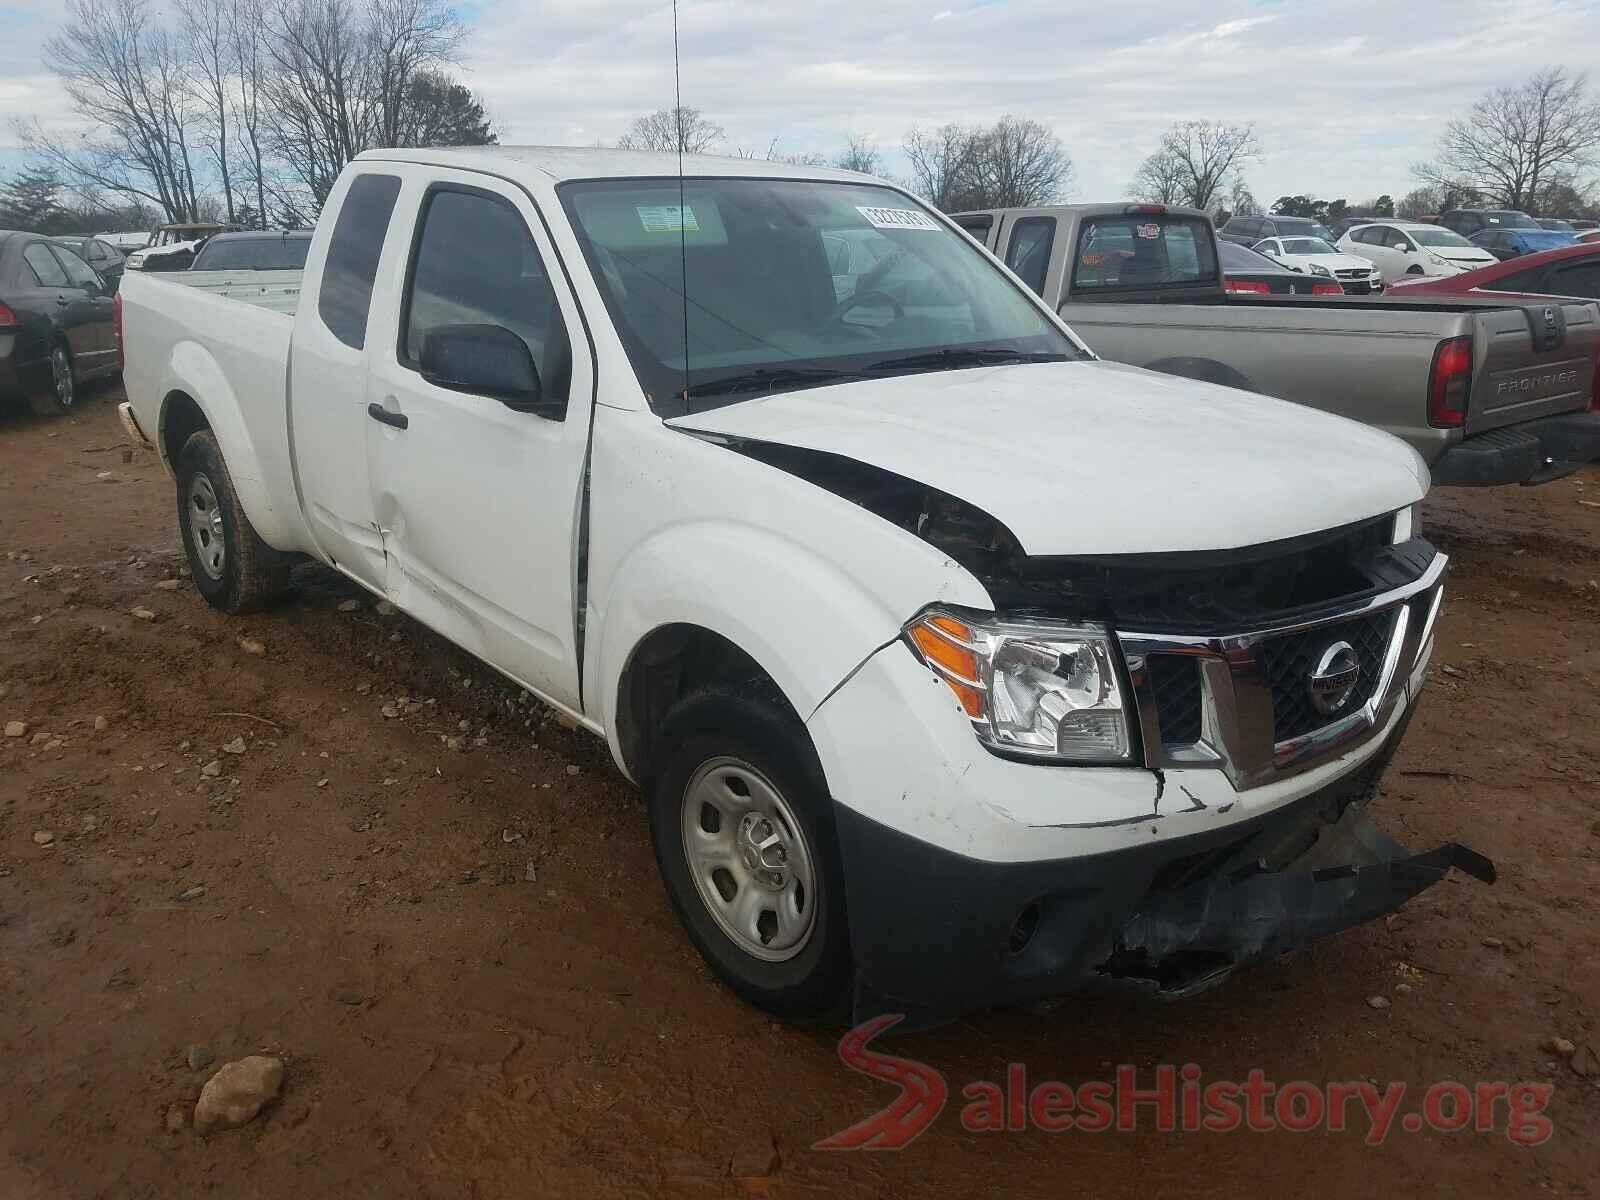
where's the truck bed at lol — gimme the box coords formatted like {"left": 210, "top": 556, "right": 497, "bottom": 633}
{"left": 163, "top": 268, "right": 302, "bottom": 316}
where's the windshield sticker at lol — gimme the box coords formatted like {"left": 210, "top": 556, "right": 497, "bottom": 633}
{"left": 856, "top": 206, "right": 940, "bottom": 232}
{"left": 1136, "top": 223, "right": 1161, "bottom": 239}
{"left": 636, "top": 205, "right": 699, "bottom": 234}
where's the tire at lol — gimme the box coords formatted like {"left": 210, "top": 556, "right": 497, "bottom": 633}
{"left": 175, "top": 429, "right": 292, "bottom": 613}
{"left": 647, "top": 685, "right": 853, "bottom": 1023}
{"left": 31, "top": 342, "right": 77, "bottom": 415}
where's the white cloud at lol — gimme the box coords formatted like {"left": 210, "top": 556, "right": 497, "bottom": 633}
{"left": 2, "top": 0, "right": 1599, "bottom": 207}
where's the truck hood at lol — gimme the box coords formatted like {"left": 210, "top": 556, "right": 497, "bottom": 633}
{"left": 667, "top": 360, "right": 1428, "bottom": 556}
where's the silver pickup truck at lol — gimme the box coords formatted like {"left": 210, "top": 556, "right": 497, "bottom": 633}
{"left": 953, "top": 203, "right": 1600, "bottom": 485}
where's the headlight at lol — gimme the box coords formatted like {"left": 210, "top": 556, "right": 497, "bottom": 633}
{"left": 1310, "top": 263, "right": 1333, "bottom": 277}
{"left": 905, "top": 610, "right": 1133, "bottom": 763}
{"left": 1393, "top": 503, "right": 1421, "bottom": 543}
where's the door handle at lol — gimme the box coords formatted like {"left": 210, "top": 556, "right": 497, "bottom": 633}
{"left": 56, "top": 296, "right": 71, "bottom": 306}
{"left": 367, "top": 402, "right": 408, "bottom": 430}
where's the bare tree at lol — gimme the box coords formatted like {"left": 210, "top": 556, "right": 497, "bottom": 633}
{"left": 902, "top": 122, "right": 979, "bottom": 211}
{"left": 1413, "top": 68, "right": 1600, "bottom": 213}
{"left": 834, "top": 134, "right": 882, "bottom": 176}
{"left": 229, "top": 0, "right": 271, "bottom": 227}
{"left": 33, "top": 0, "right": 204, "bottom": 220}
{"left": 1228, "top": 178, "right": 1261, "bottom": 217}
{"left": 966, "top": 115, "right": 1072, "bottom": 208}
{"left": 367, "top": 0, "right": 463, "bottom": 149}
{"left": 1128, "top": 148, "right": 1185, "bottom": 205}
{"left": 617, "top": 107, "right": 724, "bottom": 154}
{"left": 177, "top": 0, "right": 237, "bottom": 222}
{"left": 1145, "top": 120, "right": 1260, "bottom": 211}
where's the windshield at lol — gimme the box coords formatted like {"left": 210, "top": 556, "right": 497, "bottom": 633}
{"left": 558, "top": 177, "right": 1081, "bottom": 415}
{"left": 1410, "top": 228, "right": 1473, "bottom": 248}
{"left": 192, "top": 236, "right": 311, "bottom": 271}
{"left": 1280, "top": 237, "right": 1335, "bottom": 255}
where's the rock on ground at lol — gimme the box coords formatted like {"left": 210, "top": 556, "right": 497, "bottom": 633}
{"left": 193, "top": 1055, "right": 283, "bottom": 1135}
{"left": 4, "top": 721, "right": 26, "bottom": 738}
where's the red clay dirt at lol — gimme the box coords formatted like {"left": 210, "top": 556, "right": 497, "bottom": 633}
{"left": 2, "top": 387, "right": 1597, "bottom": 1198}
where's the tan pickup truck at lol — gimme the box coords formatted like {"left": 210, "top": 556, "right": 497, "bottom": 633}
{"left": 954, "top": 203, "right": 1600, "bottom": 485}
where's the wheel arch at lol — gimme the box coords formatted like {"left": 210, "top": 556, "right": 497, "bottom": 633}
{"left": 1144, "top": 356, "right": 1258, "bottom": 393}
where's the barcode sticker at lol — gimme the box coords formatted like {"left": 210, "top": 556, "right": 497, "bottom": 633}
{"left": 856, "top": 206, "right": 940, "bottom": 231}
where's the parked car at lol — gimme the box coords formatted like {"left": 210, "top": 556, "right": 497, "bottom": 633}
{"left": 125, "top": 222, "right": 241, "bottom": 272}
{"left": 54, "top": 235, "right": 127, "bottom": 291}
{"left": 1580, "top": 229, "right": 1600, "bottom": 245}
{"left": 956, "top": 204, "right": 1600, "bottom": 485}
{"left": 118, "top": 148, "right": 1497, "bottom": 1023}
{"left": 1386, "top": 242, "right": 1600, "bottom": 303}
{"left": 97, "top": 230, "right": 149, "bottom": 254}
{"left": 1328, "top": 215, "right": 1375, "bottom": 242}
{"left": 1437, "top": 208, "right": 1540, "bottom": 238}
{"left": 1336, "top": 221, "right": 1497, "bottom": 282}
{"left": 1217, "top": 213, "right": 1336, "bottom": 246}
{"left": 1251, "top": 235, "right": 1384, "bottom": 294}
{"left": 1537, "top": 218, "right": 1576, "bottom": 232}
{"left": 1215, "top": 239, "right": 1339, "bottom": 295}
{"left": 188, "top": 231, "right": 313, "bottom": 273}
{"left": 0, "top": 231, "right": 119, "bottom": 413}
{"left": 1469, "top": 227, "right": 1578, "bottom": 261}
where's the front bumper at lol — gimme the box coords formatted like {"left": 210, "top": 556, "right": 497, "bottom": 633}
{"left": 837, "top": 713, "right": 1493, "bottom": 1025}
{"left": 1431, "top": 412, "right": 1600, "bottom": 487}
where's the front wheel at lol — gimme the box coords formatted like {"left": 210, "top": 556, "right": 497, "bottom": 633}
{"left": 647, "top": 686, "right": 853, "bottom": 1023}
{"left": 175, "top": 430, "right": 292, "bottom": 613}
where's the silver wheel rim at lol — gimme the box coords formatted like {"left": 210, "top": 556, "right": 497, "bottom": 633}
{"left": 187, "top": 472, "right": 226, "bottom": 580}
{"left": 680, "top": 756, "right": 817, "bottom": 963}
{"left": 51, "top": 348, "right": 74, "bottom": 409}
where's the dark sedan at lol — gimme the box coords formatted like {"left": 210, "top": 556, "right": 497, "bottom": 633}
{"left": 54, "top": 235, "right": 127, "bottom": 291}
{"left": 1468, "top": 227, "right": 1577, "bottom": 262}
{"left": 0, "top": 231, "right": 120, "bottom": 414}
{"left": 1217, "top": 240, "right": 1342, "bottom": 296}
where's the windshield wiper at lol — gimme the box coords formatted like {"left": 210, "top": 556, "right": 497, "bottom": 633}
{"left": 684, "top": 366, "right": 866, "bottom": 400}
{"left": 863, "top": 347, "right": 1072, "bottom": 373}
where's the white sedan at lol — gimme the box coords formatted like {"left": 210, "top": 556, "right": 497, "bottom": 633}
{"left": 1336, "top": 222, "right": 1497, "bottom": 283}
{"left": 1252, "top": 236, "right": 1384, "bottom": 294}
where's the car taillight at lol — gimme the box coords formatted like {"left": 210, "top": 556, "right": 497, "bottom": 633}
{"left": 1225, "top": 279, "right": 1271, "bottom": 295}
{"left": 1311, "top": 282, "right": 1344, "bottom": 295}
{"left": 0, "top": 301, "right": 18, "bottom": 328}
{"left": 1428, "top": 335, "right": 1474, "bottom": 428}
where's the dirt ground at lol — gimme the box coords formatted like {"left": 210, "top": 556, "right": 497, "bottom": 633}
{"left": 2, "top": 385, "right": 1597, "bottom": 1199}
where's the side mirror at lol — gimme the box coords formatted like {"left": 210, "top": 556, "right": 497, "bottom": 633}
{"left": 419, "top": 323, "right": 546, "bottom": 412}
{"left": 1393, "top": 243, "right": 1410, "bottom": 252}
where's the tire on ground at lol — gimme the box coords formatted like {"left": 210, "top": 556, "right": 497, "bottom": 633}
{"left": 647, "top": 683, "right": 853, "bottom": 1024}
{"left": 175, "top": 429, "right": 293, "bottom": 613}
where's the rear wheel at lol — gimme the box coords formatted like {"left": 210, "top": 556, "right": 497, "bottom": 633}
{"left": 647, "top": 686, "right": 852, "bottom": 1023}
{"left": 31, "top": 343, "right": 77, "bottom": 415}
{"left": 175, "top": 430, "right": 292, "bottom": 613}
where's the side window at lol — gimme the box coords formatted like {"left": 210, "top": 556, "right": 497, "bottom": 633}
{"left": 1003, "top": 216, "right": 1055, "bottom": 296}
{"left": 51, "top": 245, "right": 101, "bottom": 290}
{"left": 402, "top": 187, "right": 572, "bottom": 416}
{"left": 318, "top": 172, "right": 401, "bottom": 349}
{"left": 24, "top": 243, "right": 69, "bottom": 287}
{"left": 953, "top": 214, "right": 993, "bottom": 243}
{"left": 1483, "top": 266, "right": 1540, "bottom": 293}
{"left": 1547, "top": 262, "right": 1600, "bottom": 300}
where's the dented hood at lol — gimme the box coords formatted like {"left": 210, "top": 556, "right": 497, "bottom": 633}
{"left": 668, "top": 359, "right": 1428, "bottom": 556}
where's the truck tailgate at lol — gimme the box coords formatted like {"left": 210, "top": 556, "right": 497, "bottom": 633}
{"left": 1467, "top": 300, "right": 1600, "bottom": 435}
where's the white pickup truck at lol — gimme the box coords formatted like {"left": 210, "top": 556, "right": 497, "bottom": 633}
{"left": 119, "top": 148, "right": 1492, "bottom": 1026}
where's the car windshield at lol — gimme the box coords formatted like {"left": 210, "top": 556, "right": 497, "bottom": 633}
{"left": 1280, "top": 237, "right": 1334, "bottom": 255}
{"left": 559, "top": 177, "right": 1082, "bottom": 415}
{"left": 1411, "top": 228, "right": 1473, "bottom": 248}
{"left": 191, "top": 235, "right": 311, "bottom": 271}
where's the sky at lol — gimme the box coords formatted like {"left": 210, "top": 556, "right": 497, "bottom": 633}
{"left": 2, "top": 0, "right": 1599, "bottom": 206}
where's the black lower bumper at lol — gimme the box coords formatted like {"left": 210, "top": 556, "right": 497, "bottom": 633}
{"left": 837, "top": 722, "right": 1494, "bottom": 1027}
{"left": 1431, "top": 412, "right": 1600, "bottom": 487}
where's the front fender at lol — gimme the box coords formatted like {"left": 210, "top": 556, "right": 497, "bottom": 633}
{"left": 591, "top": 519, "right": 987, "bottom": 782}
{"left": 159, "top": 341, "right": 295, "bottom": 549}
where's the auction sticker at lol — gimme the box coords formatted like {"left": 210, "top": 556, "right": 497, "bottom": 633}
{"left": 857, "top": 206, "right": 940, "bottom": 231}
{"left": 1136, "top": 223, "right": 1161, "bottom": 239}
{"left": 637, "top": 205, "right": 700, "bottom": 234}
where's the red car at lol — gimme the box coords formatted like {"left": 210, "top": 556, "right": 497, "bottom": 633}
{"left": 1387, "top": 241, "right": 1600, "bottom": 302}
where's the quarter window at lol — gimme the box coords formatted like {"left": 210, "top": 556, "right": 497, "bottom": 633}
{"left": 1004, "top": 217, "right": 1055, "bottom": 297}
{"left": 401, "top": 187, "right": 572, "bottom": 416}
{"left": 24, "top": 243, "right": 69, "bottom": 287}
{"left": 318, "top": 173, "right": 401, "bottom": 350}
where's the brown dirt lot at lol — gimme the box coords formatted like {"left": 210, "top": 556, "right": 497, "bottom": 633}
{"left": 1, "top": 386, "right": 1597, "bottom": 1199}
